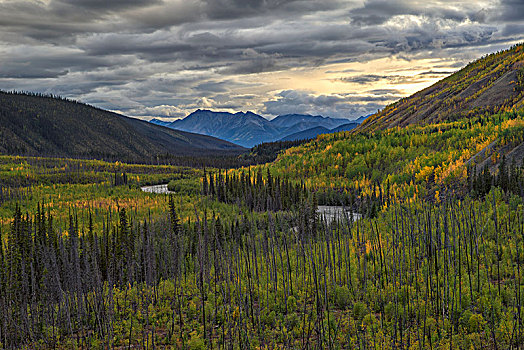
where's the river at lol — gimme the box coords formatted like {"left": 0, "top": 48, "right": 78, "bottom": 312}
{"left": 317, "top": 205, "right": 362, "bottom": 224}
{"left": 140, "top": 184, "right": 174, "bottom": 194}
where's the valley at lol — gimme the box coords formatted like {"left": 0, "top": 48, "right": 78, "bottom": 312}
{"left": 0, "top": 43, "right": 523, "bottom": 349}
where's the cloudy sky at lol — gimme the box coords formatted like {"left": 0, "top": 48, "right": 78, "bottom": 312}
{"left": 0, "top": 0, "right": 523, "bottom": 120}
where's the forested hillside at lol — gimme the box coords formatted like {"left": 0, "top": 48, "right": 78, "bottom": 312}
{"left": 256, "top": 44, "right": 524, "bottom": 207}
{"left": 0, "top": 91, "right": 245, "bottom": 163}
{"left": 260, "top": 111, "right": 524, "bottom": 204}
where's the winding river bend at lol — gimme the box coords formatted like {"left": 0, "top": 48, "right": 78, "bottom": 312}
{"left": 317, "top": 205, "right": 362, "bottom": 224}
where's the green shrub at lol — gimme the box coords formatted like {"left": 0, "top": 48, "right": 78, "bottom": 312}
{"left": 460, "top": 309, "right": 473, "bottom": 329}
{"left": 384, "top": 302, "right": 395, "bottom": 321}
{"left": 468, "top": 314, "right": 485, "bottom": 333}
{"left": 425, "top": 317, "right": 437, "bottom": 337}
{"left": 262, "top": 310, "right": 277, "bottom": 327}
{"left": 353, "top": 301, "right": 367, "bottom": 321}
{"left": 334, "top": 285, "right": 351, "bottom": 309}
{"left": 188, "top": 335, "right": 205, "bottom": 350}
{"left": 285, "top": 313, "right": 300, "bottom": 329}
{"left": 167, "top": 179, "right": 200, "bottom": 194}
{"left": 287, "top": 295, "right": 297, "bottom": 312}
{"left": 363, "top": 313, "right": 377, "bottom": 329}
{"left": 460, "top": 291, "right": 471, "bottom": 309}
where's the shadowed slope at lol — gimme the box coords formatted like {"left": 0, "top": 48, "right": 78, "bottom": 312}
{"left": 0, "top": 92, "right": 245, "bottom": 162}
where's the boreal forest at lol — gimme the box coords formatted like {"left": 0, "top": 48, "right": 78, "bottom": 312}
{"left": 1, "top": 43, "right": 524, "bottom": 349}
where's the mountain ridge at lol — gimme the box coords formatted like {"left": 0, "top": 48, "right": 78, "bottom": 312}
{"left": 156, "top": 110, "right": 365, "bottom": 147}
{"left": 0, "top": 91, "right": 245, "bottom": 163}
{"left": 359, "top": 43, "right": 524, "bottom": 132}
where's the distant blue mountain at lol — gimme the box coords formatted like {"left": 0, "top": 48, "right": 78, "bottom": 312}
{"left": 151, "top": 110, "right": 366, "bottom": 148}
{"left": 331, "top": 122, "right": 361, "bottom": 133}
{"left": 270, "top": 114, "right": 349, "bottom": 129}
{"left": 167, "top": 110, "right": 280, "bottom": 147}
{"left": 279, "top": 126, "right": 330, "bottom": 141}
{"left": 353, "top": 115, "right": 371, "bottom": 124}
{"left": 149, "top": 118, "right": 172, "bottom": 127}
{"left": 279, "top": 122, "right": 359, "bottom": 142}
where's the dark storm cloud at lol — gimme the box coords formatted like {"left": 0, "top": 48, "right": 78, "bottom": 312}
{"left": 338, "top": 73, "right": 443, "bottom": 85}
{"left": 0, "top": 1, "right": 88, "bottom": 41}
{"left": 54, "top": 0, "right": 161, "bottom": 11}
{"left": 0, "top": 45, "right": 136, "bottom": 82}
{"left": 221, "top": 60, "right": 284, "bottom": 75}
{"left": 339, "top": 74, "right": 384, "bottom": 84}
{"left": 349, "top": 0, "right": 480, "bottom": 26}
{"left": 201, "top": 0, "right": 342, "bottom": 20}
{"left": 0, "top": 0, "right": 521, "bottom": 119}
{"left": 494, "top": 0, "right": 524, "bottom": 22}
{"left": 220, "top": 49, "right": 287, "bottom": 74}
{"left": 366, "top": 89, "right": 403, "bottom": 96}
{"left": 502, "top": 23, "right": 524, "bottom": 37}
{"left": 194, "top": 81, "right": 231, "bottom": 93}
{"left": 202, "top": 0, "right": 297, "bottom": 19}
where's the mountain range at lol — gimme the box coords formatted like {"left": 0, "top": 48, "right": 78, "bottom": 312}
{"left": 151, "top": 111, "right": 365, "bottom": 147}
{"left": 3, "top": 42, "right": 521, "bottom": 166}
{"left": 0, "top": 91, "right": 245, "bottom": 163}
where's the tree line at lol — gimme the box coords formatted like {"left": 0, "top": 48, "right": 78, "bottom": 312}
{"left": 203, "top": 168, "right": 393, "bottom": 219}
{"left": 468, "top": 155, "right": 524, "bottom": 198}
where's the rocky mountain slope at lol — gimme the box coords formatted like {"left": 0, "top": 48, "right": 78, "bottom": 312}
{"left": 359, "top": 43, "right": 524, "bottom": 132}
